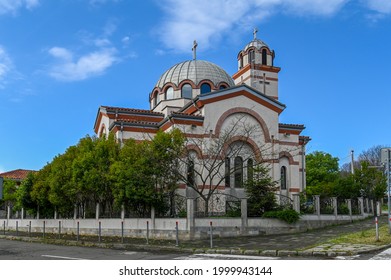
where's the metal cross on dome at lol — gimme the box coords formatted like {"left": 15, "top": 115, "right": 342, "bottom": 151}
{"left": 192, "top": 40, "right": 198, "bottom": 60}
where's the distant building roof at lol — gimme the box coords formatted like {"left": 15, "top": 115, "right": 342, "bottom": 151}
{"left": 0, "top": 169, "right": 35, "bottom": 181}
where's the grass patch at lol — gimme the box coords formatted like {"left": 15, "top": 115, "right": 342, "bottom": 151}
{"left": 328, "top": 225, "right": 391, "bottom": 246}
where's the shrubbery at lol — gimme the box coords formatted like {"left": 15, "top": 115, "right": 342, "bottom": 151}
{"left": 262, "top": 209, "right": 301, "bottom": 224}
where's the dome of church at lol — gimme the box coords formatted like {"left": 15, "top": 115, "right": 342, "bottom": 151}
{"left": 155, "top": 60, "right": 235, "bottom": 89}
{"left": 243, "top": 38, "right": 269, "bottom": 52}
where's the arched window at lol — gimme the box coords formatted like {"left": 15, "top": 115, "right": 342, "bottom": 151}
{"left": 200, "top": 83, "right": 211, "bottom": 94}
{"left": 181, "top": 84, "right": 192, "bottom": 99}
{"left": 247, "top": 158, "right": 254, "bottom": 181}
{"left": 280, "top": 166, "right": 287, "bottom": 190}
{"left": 225, "top": 157, "right": 230, "bottom": 187}
{"left": 262, "top": 49, "right": 267, "bottom": 65}
{"left": 239, "top": 54, "right": 243, "bottom": 69}
{"left": 187, "top": 160, "right": 195, "bottom": 187}
{"left": 165, "top": 86, "right": 174, "bottom": 100}
{"left": 156, "top": 92, "right": 161, "bottom": 104}
{"left": 248, "top": 50, "right": 255, "bottom": 64}
{"left": 153, "top": 91, "right": 158, "bottom": 107}
{"left": 234, "top": 156, "right": 243, "bottom": 188}
{"left": 219, "top": 85, "right": 227, "bottom": 90}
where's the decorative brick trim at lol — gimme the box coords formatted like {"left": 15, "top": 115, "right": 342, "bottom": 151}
{"left": 214, "top": 107, "right": 271, "bottom": 143}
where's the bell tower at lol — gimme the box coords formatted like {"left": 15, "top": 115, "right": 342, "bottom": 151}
{"left": 233, "top": 29, "right": 281, "bottom": 100}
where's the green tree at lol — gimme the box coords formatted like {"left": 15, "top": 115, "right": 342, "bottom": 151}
{"left": 244, "top": 163, "right": 279, "bottom": 216}
{"left": 31, "top": 163, "right": 54, "bottom": 218}
{"left": 332, "top": 174, "right": 359, "bottom": 199}
{"left": 47, "top": 145, "right": 79, "bottom": 217}
{"left": 354, "top": 161, "right": 386, "bottom": 200}
{"left": 14, "top": 172, "right": 37, "bottom": 215}
{"left": 306, "top": 151, "right": 339, "bottom": 196}
{"left": 72, "top": 133, "right": 120, "bottom": 217}
{"left": 110, "top": 129, "right": 184, "bottom": 217}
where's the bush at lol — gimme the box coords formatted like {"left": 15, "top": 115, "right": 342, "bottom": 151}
{"left": 337, "top": 203, "right": 349, "bottom": 215}
{"left": 262, "top": 209, "right": 300, "bottom": 224}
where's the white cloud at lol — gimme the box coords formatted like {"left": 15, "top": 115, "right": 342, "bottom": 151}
{"left": 48, "top": 47, "right": 118, "bottom": 82}
{"left": 364, "top": 0, "right": 391, "bottom": 14}
{"left": 47, "top": 20, "right": 129, "bottom": 82}
{"left": 279, "top": 0, "right": 350, "bottom": 16}
{"left": 48, "top": 47, "right": 73, "bottom": 61}
{"left": 0, "top": 0, "right": 40, "bottom": 15}
{"left": 89, "top": 0, "right": 121, "bottom": 7}
{"left": 0, "top": 45, "right": 13, "bottom": 89}
{"left": 157, "top": 0, "right": 350, "bottom": 52}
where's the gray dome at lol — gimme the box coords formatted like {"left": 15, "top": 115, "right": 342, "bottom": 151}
{"left": 243, "top": 39, "right": 269, "bottom": 51}
{"left": 155, "top": 60, "right": 235, "bottom": 89}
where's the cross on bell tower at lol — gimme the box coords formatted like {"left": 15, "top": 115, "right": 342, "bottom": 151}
{"left": 253, "top": 27, "right": 258, "bottom": 40}
{"left": 232, "top": 29, "right": 281, "bottom": 99}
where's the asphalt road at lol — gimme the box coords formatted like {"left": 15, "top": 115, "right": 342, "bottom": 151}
{"left": 1, "top": 238, "right": 390, "bottom": 260}
{"left": 0, "top": 239, "right": 188, "bottom": 260}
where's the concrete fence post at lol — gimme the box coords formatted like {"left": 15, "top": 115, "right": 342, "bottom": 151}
{"left": 314, "top": 195, "right": 320, "bottom": 216}
{"left": 332, "top": 197, "right": 338, "bottom": 217}
{"left": 292, "top": 194, "right": 300, "bottom": 213}
{"left": 346, "top": 199, "right": 352, "bottom": 218}
{"left": 241, "top": 199, "right": 248, "bottom": 233}
{"left": 21, "top": 208, "right": 24, "bottom": 220}
{"left": 371, "top": 200, "right": 375, "bottom": 215}
{"left": 7, "top": 205, "right": 10, "bottom": 220}
{"left": 151, "top": 207, "right": 155, "bottom": 233}
{"left": 73, "top": 205, "right": 77, "bottom": 220}
{"left": 95, "top": 202, "right": 100, "bottom": 220}
{"left": 187, "top": 199, "right": 195, "bottom": 237}
{"left": 121, "top": 204, "right": 125, "bottom": 220}
{"left": 358, "top": 197, "right": 364, "bottom": 216}
{"left": 366, "top": 198, "right": 370, "bottom": 213}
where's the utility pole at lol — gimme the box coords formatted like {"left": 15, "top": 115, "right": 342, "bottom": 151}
{"left": 381, "top": 148, "right": 391, "bottom": 234}
{"left": 351, "top": 149, "right": 355, "bottom": 175}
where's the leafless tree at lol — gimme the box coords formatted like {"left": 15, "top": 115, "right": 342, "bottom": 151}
{"left": 173, "top": 113, "right": 299, "bottom": 216}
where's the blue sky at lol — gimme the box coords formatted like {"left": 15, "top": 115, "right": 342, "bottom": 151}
{"left": 0, "top": 0, "right": 391, "bottom": 172}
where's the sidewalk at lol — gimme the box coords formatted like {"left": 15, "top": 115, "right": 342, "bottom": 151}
{"left": 178, "top": 215, "right": 391, "bottom": 257}
{"left": 1, "top": 215, "right": 390, "bottom": 258}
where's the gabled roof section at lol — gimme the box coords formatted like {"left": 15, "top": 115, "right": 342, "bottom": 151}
{"left": 94, "top": 105, "right": 165, "bottom": 134}
{"left": 0, "top": 169, "right": 35, "bottom": 181}
{"left": 103, "top": 106, "right": 164, "bottom": 116}
{"left": 197, "top": 84, "right": 286, "bottom": 114}
{"left": 279, "top": 123, "right": 305, "bottom": 135}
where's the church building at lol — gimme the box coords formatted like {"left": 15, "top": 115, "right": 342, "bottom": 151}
{"left": 94, "top": 31, "right": 310, "bottom": 205}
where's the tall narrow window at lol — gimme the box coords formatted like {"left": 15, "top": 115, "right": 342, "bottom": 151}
{"left": 262, "top": 49, "right": 267, "bottom": 65}
{"left": 200, "top": 83, "right": 211, "bottom": 94}
{"left": 225, "top": 157, "right": 230, "bottom": 187}
{"left": 165, "top": 86, "right": 174, "bottom": 100}
{"left": 153, "top": 91, "right": 158, "bottom": 107}
{"left": 187, "top": 160, "right": 195, "bottom": 187}
{"left": 181, "top": 84, "right": 192, "bottom": 99}
{"left": 247, "top": 158, "right": 254, "bottom": 181}
{"left": 156, "top": 92, "right": 160, "bottom": 104}
{"left": 248, "top": 50, "right": 255, "bottom": 64}
{"left": 239, "top": 54, "right": 243, "bottom": 69}
{"left": 280, "top": 166, "right": 287, "bottom": 190}
{"left": 234, "top": 156, "right": 243, "bottom": 188}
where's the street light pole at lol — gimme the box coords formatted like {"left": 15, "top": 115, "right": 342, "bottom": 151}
{"left": 382, "top": 148, "right": 391, "bottom": 234}
{"left": 387, "top": 150, "right": 391, "bottom": 234}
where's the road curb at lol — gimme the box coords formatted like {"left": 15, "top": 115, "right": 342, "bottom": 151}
{"left": 1, "top": 234, "right": 389, "bottom": 258}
